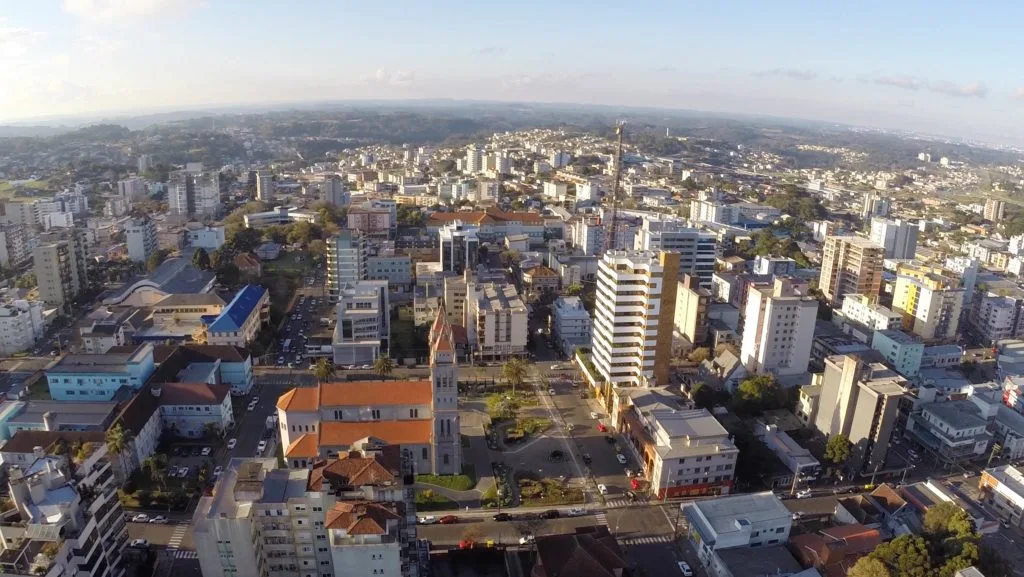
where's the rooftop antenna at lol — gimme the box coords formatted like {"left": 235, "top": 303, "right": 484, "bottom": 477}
{"left": 604, "top": 121, "right": 625, "bottom": 253}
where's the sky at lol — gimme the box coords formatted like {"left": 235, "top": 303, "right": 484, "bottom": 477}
{"left": 2, "top": 0, "right": 1024, "bottom": 143}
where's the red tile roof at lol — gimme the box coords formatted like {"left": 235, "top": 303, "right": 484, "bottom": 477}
{"left": 319, "top": 420, "right": 432, "bottom": 446}
{"left": 306, "top": 450, "right": 399, "bottom": 491}
{"left": 325, "top": 501, "right": 401, "bottom": 535}
{"left": 156, "top": 382, "right": 230, "bottom": 406}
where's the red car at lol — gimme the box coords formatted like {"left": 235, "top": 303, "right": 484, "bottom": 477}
{"left": 439, "top": 515, "right": 459, "bottom": 525}
{"left": 597, "top": 423, "right": 607, "bottom": 432}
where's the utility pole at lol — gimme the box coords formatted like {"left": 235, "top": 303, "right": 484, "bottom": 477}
{"left": 604, "top": 122, "right": 625, "bottom": 253}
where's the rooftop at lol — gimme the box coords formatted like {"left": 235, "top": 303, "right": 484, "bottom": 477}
{"left": 277, "top": 380, "right": 432, "bottom": 412}
{"left": 534, "top": 526, "right": 627, "bottom": 577}
{"left": 47, "top": 344, "right": 151, "bottom": 374}
{"left": 687, "top": 491, "right": 790, "bottom": 540}
{"left": 206, "top": 285, "right": 267, "bottom": 333}
{"left": 716, "top": 546, "right": 803, "bottom": 577}
{"left": 923, "top": 400, "right": 988, "bottom": 430}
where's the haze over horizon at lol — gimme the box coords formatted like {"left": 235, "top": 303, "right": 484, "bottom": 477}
{"left": 4, "top": 0, "right": 1024, "bottom": 144}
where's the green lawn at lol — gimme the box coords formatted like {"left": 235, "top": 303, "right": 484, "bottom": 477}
{"left": 265, "top": 251, "right": 313, "bottom": 275}
{"left": 517, "top": 476, "right": 584, "bottom": 506}
{"left": 415, "top": 489, "right": 458, "bottom": 512}
{"left": 416, "top": 464, "right": 476, "bottom": 492}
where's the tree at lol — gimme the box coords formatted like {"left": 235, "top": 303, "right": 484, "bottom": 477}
{"left": 499, "top": 250, "right": 521, "bottom": 268}
{"left": 734, "top": 374, "right": 784, "bottom": 415}
{"left": 229, "top": 228, "right": 262, "bottom": 253}
{"left": 690, "top": 382, "right": 716, "bottom": 410}
{"left": 373, "top": 356, "right": 395, "bottom": 379}
{"left": 312, "top": 358, "right": 335, "bottom": 384}
{"left": 143, "top": 455, "right": 167, "bottom": 490}
{"left": 848, "top": 557, "right": 892, "bottom": 577}
{"left": 287, "top": 221, "right": 315, "bottom": 246}
{"left": 14, "top": 273, "right": 36, "bottom": 289}
{"left": 868, "top": 534, "right": 934, "bottom": 577}
{"left": 308, "top": 239, "right": 326, "bottom": 260}
{"left": 104, "top": 423, "right": 132, "bottom": 458}
{"left": 923, "top": 501, "right": 975, "bottom": 538}
{"left": 565, "top": 283, "right": 583, "bottom": 296}
{"left": 502, "top": 358, "right": 528, "bottom": 395}
{"left": 147, "top": 248, "right": 170, "bottom": 273}
{"left": 687, "top": 347, "right": 711, "bottom": 363}
{"left": 825, "top": 434, "right": 852, "bottom": 467}
{"left": 203, "top": 422, "right": 222, "bottom": 442}
{"left": 192, "top": 248, "right": 211, "bottom": 271}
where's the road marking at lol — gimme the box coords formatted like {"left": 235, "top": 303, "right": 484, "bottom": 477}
{"left": 526, "top": 368, "right": 590, "bottom": 498}
{"left": 174, "top": 550, "right": 199, "bottom": 560}
{"left": 594, "top": 512, "right": 608, "bottom": 526}
{"left": 167, "top": 524, "right": 188, "bottom": 552}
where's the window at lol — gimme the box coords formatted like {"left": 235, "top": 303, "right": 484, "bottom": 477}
{"left": 775, "top": 527, "right": 785, "bottom": 533}
{"left": 371, "top": 409, "right": 381, "bottom": 420}
{"left": 422, "top": 448, "right": 428, "bottom": 459}
{"left": 410, "top": 408, "right": 419, "bottom": 418}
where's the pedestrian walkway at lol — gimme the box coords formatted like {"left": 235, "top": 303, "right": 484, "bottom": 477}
{"left": 173, "top": 550, "right": 198, "bottom": 560}
{"left": 594, "top": 511, "right": 608, "bottom": 526}
{"left": 605, "top": 497, "right": 650, "bottom": 508}
{"left": 619, "top": 534, "right": 673, "bottom": 545}
{"left": 166, "top": 525, "right": 190, "bottom": 560}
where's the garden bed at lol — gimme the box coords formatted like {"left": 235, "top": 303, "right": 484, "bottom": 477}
{"left": 415, "top": 464, "right": 476, "bottom": 491}
{"left": 515, "top": 471, "right": 584, "bottom": 506}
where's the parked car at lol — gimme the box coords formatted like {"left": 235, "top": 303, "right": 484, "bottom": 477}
{"left": 492, "top": 513, "right": 510, "bottom": 522}
{"left": 213, "top": 466, "right": 224, "bottom": 478}
{"left": 796, "top": 489, "right": 813, "bottom": 499}
{"left": 541, "top": 510, "right": 559, "bottom": 519}
{"left": 418, "top": 516, "right": 437, "bottom": 525}
{"left": 149, "top": 516, "right": 168, "bottom": 524}
{"left": 130, "top": 539, "right": 150, "bottom": 549}
{"left": 201, "top": 447, "right": 212, "bottom": 456}
{"left": 438, "top": 515, "right": 459, "bottom": 525}
{"left": 519, "top": 534, "right": 535, "bottom": 545}
{"left": 547, "top": 388, "right": 556, "bottom": 395}
{"left": 590, "top": 411, "right": 599, "bottom": 420}
{"left": 131, "top": 514, "right": 150, "bottom": 523}
{"left": 582, "top": 454, "right": 592, "bottom": 465}
{"left": 567, "top": 507, "right": 585, "bottom": 517}
{"left": 616, "top": 453, "right": 628, "bottom": 465}
{"left": 604, "top": 435, "right": 616, "bottom": 444}
{"left": 551, "top": 364, "right": 562, "bottom": 370}
{"left": 677, "top": 561, "right": 694, "bottom": 576}
{"left": 256, "top": 440, "right": 267, "bottom": 453}
{"left": 227, "top": 438, "right": 237, "bottom": 450}
{"left": 597, "top": 484, "right": 608, "bottom": 495}
{"left": 597, "top": 423, "right": 608, "bottom": 432}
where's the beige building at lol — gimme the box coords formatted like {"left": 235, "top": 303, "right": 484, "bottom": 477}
{"left": 891, "top": 263, "right": 963, "bottom": 342}
{"left": 673, "top": 273, "right": 710, "bottom": 351}
{"left": 819, "top": 236, "right": 884, "bottom": 307}
{"left": 590, "top": 250, "right": 680, "bottom": 396}
{"left": 33, "top": 232, "right": 87, "bottom": 311}
{"left": 465, "top": 282, "right": 528, "bottom": 360}
{"left": 740, "top": 278, "right": 817, "bottom": 377}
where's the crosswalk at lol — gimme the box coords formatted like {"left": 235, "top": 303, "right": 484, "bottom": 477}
{"left": 619, "top": 534, "right": 674, "bottom": 546}
{"left": 605, "top": 497, "right": 650, "bottom": 508}
{"left": 166, "top": 525, "right": 193, "bottom": 560}
{"left": 594, "top": 511, "right": 608, "bottom": 526}
{"left": 173, "top": 550, "right": 198, "bottom": 560}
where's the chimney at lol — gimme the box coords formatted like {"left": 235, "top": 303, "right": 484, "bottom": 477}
{"left": 42, "top": 412, "right": 55, "bottom": 432}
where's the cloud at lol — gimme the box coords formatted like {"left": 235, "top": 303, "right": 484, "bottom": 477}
{"left": 474, "top": 46, "right": 503, "bottom": 56}
{"left": 1015, "top": 87, "right": 1024, "bottom": 100}
{"left": 361, "top": 69, "right": 415, "bottom": 86}
{"left": 62, "top": 0, "right": 206, "bottom": 22}
{"left": 753, "top": 68, "right": 818, "bottom": 81}
{"left": 866, "top": 74, "right": 921, "bottom": 90}
{"left": 926, "top": 80, "right": 987, "bottom": 98}
{"left": 0, "top": 20, "right": 43, "bottom": 57}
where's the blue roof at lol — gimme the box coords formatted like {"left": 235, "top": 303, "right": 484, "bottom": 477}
{"left": 207, "top": 285, "right": 267, "bottom": 333}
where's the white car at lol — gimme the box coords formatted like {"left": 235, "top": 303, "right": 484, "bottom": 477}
{"left": 201, "top": 447, "right": 212, "bottom": 456}
{"left": 130, "top": 538, "right": 150, "bottom": 549}
{"left": 131, "top": 514, "right": 149, "bottom": 523}
{"left": 547, "top": 388, "right": 556, "bottom": 395}
{"left": 796, "top": 489, "right": 813, "bottom": 499}
{"left": 677, "top": 561, "right": 694, "bottom": 576}
{"left": 149, "top": 515, "right": 168, "bottom": 524}
{"left": 226, "top": 438, "right": 237, "bottom": 450}
{"left": 519, "top": 534, "right": 535, "bottom": 545}
{"left": 252, "top": 396, "right": 261, "bottom": 404}
{"left": 247, "top": 402, "right": 258, "bottom": 412}
{"left": 213, "top": 466, "right": 224, "bottom": 478}
{"left": 590, "top": 411, "right": 599, "bottom": 420}
{"left": 567, "top": 507, "right": 585, "bottom": 517}
{"left": 418, "top": 516, "right": 437, "bottom": 525}
{"left": 597, "top": 484, "right": 608, "bottom": 495}
{"left": 551, "top": 364, "right": 562, "bottom": 370}
{"left": 616, "top": 453, "right": 628, "bottom": 465}
{"left": 256, "top": 440, "right": 268, "bottom": 453}
{"left": 908, "top": 449, "right": 920, "bottom": 460}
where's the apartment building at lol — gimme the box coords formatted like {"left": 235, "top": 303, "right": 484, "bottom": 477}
{"left": 837, "top": 294, "right": 903, "bottom": 337}
{"left": 117, "top": 176, "right": 147, "bottom": 200}
{"left": 979, "top": 465, "right": 1024, "bottom": 527}
{"left": 969, "top": 294, "right": 1024, "bottom": 345}
{"left": 819, "top": 236, "right": 885, "bottom": 307}
{"left": 590, "top": 250, "right": 680, "bottom": 392}
{"left": 985, "top": 198, "right": 1007, "bottom": 222}
{"left": 186, "top": 224, "right": 226, "bottom": 250}
{"left": 551, "top": 296, "right": 592, "bottom": 357}
{"left": 892, "top": 263, "right": 963, "bottom": 342}
{"left": 0, "top": 445, "right": 127, "bottom": 577}
{"left": 0, "top": 224, "right": 29, "bottom": 268}
{"left": 633, "top": 217, "right": 717, "bottom": 288}
{"left": 906, "top": 400, "right": 992, "bottom": 466}
{"left": 322, "top": 175, "right": 351, "bottom": 206}
{"left": 346, "top": 208, "right": 394, "bottom": 240}
{"left": 125, "top": 216, "right": 157, "bottom": 263}
{"left": 331, "top": 281, "right": 390, "bottom": 366}
{"left": 157, "top": 382, "right": 235, "bottom": 437}
{"left": 169, "top": 170, "right": 220, "bottom": 218}
{"left": 367, "top": 255, "right": 413, "bottom": 286}
{"left": 195, "top": 448, "right": 419, "bottom": 577}
{"left": 569, "top": 215, "right": 605, "bottom": 255}
{"left": 255, "top": 171, "right": 274, "bottom": 201}
{"left": 871, "top": 329, "right": 925, "bottom": 377}
{"left": 33, "top": 232, "right": 87, "bottom": 310}
{"left": 673, "top": 274, "right": 710, "bottom": 350}
{"left": 0, "top": 301, "right": 45, "bottom": 355}
{"left": 280, "top": 308, "right": 460, "bottom": 475}
{"left": 1, "top": 198, "right": 41, "bottom": 227}
{"left": 869, "top": 218, "right": 919, "bottom": 260}
{"left": 326, "top": 231, "right": 368, "bottom": 297}
{"left": 740, "top": 278, "right": 817, "bottom": 377}
{"left": 465, "top": 282, "right": 528, "bottom": 360}
{"left": 813, "top": 355, "right": 907, "bottom": 474}
{"left": 616, "top": 388, "right": 737, "bottom": 498}
{"left": 754, "top": 424, "right": 821, "bottom": 487}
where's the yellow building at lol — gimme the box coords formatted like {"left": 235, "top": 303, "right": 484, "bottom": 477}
{"left": 891, "top": 263, "right": 963, "bottom": 342}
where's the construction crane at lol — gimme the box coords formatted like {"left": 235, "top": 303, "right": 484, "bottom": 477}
{"left": 604, "top": 121, "right": 625, "bottom": 253}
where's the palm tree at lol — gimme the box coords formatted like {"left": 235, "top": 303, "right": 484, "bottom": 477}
{"left": 143, "top": 456, "right": 166, "bottom": 490}
{"left": 312, "top": 358, "right": 335, "bottom": 384}
{"left": 373, "top": 356, "right": 395, "bottom": 379}
{"left": 105, "top": 423, "right": 131, "bottom": 456}
{"left": 502, "top": 358, "right": 528, "bottom": 395}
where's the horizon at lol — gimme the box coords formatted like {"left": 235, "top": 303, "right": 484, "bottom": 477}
{"left": 4, "top": 1, "right": 1024, "bottom": 145}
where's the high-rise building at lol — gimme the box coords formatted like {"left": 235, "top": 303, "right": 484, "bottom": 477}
{"left": 1, "top": 443, "right": 128, "bottom": 577}
{"left": 169, "top": 170, "right": 220, "bottom": 218}
{"left": 137, "top": 153, "right": 153, "bottom": 173}
{"left": 322, "top": 174, "right": 350, "bottom": 206}
{"left": 33, "top": 232, "right": 86, "bottom": 310}
{"left": 125, "top": 217, "right": 158, "bottom": 263}
{"left": 332, "top": 280, "right": 390, "bottom": 365}
{"left": 861, "top": 192, "right": 890, "bottom": 219}
{"left": 591, "top": 250, "right": 679, "bottom": 391}
{"left": 326, "top": 231, "right": 367, "bottom": 297}
{"left": 740, "top": 278, "right": 817, "bottom": 377}
{"left": 819, "top": 236, "right": 885, "bottom": 307}
{"left": 673, "top": 274, "right": 710, "bottom": 348}
{"left": 813, "top": 355, "right": 906, "bottom": 473}
{"left": 464, "top": 147, "right": 483, "bottom": 173}
{"left": 985, "top": 198, "right": 1007, "bottom": 222}
{"left": 869, "top": 218, "right": 918, "bottom": 260}
{"left": 255, "top": 171, "right": 274, "bottom": 201}
{"left": 195, "top": 448, "right": 421, "bottom": 577}
{"left": 570, "top": 215, "right": 605, "bottom": 255}
{"left": 465, "top": 282, "right": 528, "bottom": 361}
{"left": 0, "top": 224, "right": 29, "bottom": 268}
{"left": 633, "top": 217, "right": 717, "bottom": 288}
{"left": 117, "top": 176, "right": 148, "bottom": 201}
{"left": 549, "top": 150, "right": 572, "bottom": 168}
{"left": 1, "top": 198, "right": 41, "bottom": 227}
{"left": 891, "top": 263, "right": 963, "bottom": 342}
{"left": 438, "top": 222, "right": 479, "bottom": 275}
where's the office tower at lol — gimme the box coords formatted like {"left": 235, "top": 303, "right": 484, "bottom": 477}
{"left": 255, "top": 171, "right": 273, "bottom": 201}
{"left": 813, "top": 355, "right": 906, "bottom": 473}
{"left": 633, "top": 217, "right": 717, "bottom": 288}
{"left": 438, "top": 222, "right": 480, "bottom": 275}
{"left": 591, "top": 250, "right": 680, "bottom": 390}
{"left": 674, "top": 274, "right": 710, "bottom": 348}
{"left": 323, "top": 174, "right": 351, "bottom": 206}
{"left": 169, "top": 170, "right": 220, "bottom": 218}
{"left": 125, "top": 216, "right": 157, "bottom": 263}
{"left": 326, "top": 231, "right": 367, "bottom": 297}
{"left": 137, "top": 153, "right": 153, "bottom": 173}
{"left": 464, "top": 147, "right": 483, "bottom": 173}
{"left": 861, "top": 192, "right": 890, "bottom": 219}
{"left": 869, "top": 218, "right": 918, "bottom": 260}
{"left": 819, "top": 236, "right": 885, "bottom": 307}
{"left": 740, "top": 278, "right": 817, "bottom": 377}
{"left": 34, "top": 232, "right": 86, "bottom": 310}
{"left": 891, "top": 263, "right": 964, "bottom": 341}
{"left": 985, "top": 198, "right": 1007, "bottom": 222}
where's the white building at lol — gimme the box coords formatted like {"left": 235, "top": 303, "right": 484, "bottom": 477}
{"left": 464, "top": 147, "right": 483, "bottom": 173}
{"left": 125, "top": 217, "right": 157, "bottom": 263}
{"left": 117, "top": 176, "right": 147, "bottom": 200}
{"left": 682, "top": 492, "right": 792, "bottom": 568}
{"left": 980, "top": 465, "right": 1024, "bottom": 528}
{"left": 465, "top": 282, "right": 528, "bottom": 360}
{"left": 740, "top": 278, "right": 817, "bottom": 377}
{"left": 367, "top": 255, "right": 413, "bottom": 286}
{"left": 838, "top": 294, "right": 903, "bottom": 336}
{"left": 323, "top": 175, "right": 351, "bottom": 206}
{"left": 0, "top": 225, "right": 29, "bottom": 268}
{"left": 243, "top": 206, "right": 320, "bottom": 228}
{"left": 551, "top": 296, "right": 592, "bottom": 357}
{"left": 157, "top": 382, "right": 235, "bottom": 437}
{"left": 187, "top": 224, "right": 226, "bottom": 250}
{"left": 327, "top": 232, "right": 367, "bottom": 296}
{"left": 549, "top": 150, "right": 572, "bottom": 168}
{"left": 169, "top": 170, "right": 220, "bottom": 218}
{"left": 138, "top": 153, "right": 153, "bottom": 173}
{"left": 633, "top": 217, "right": 717, "bottom": 288}
{"left": 332, "top": 281, "right": 390, "bottom": 365}
{"left": 870, "top": 218, "right": 919, "bottom": 260}
{"left": 0, "top": 301, "right": 45, "bottom": 355}
{"left": 591, "top": 250, "right": 679, "bottom": 389}
{"left": 542, "top": 181, "right": 568, "bottom": 201}
{"left": 570, "top": 216, "right": 605, "bottom": 256}
{"left": 907, "top": 400, "right": 992, "bottom": 465}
